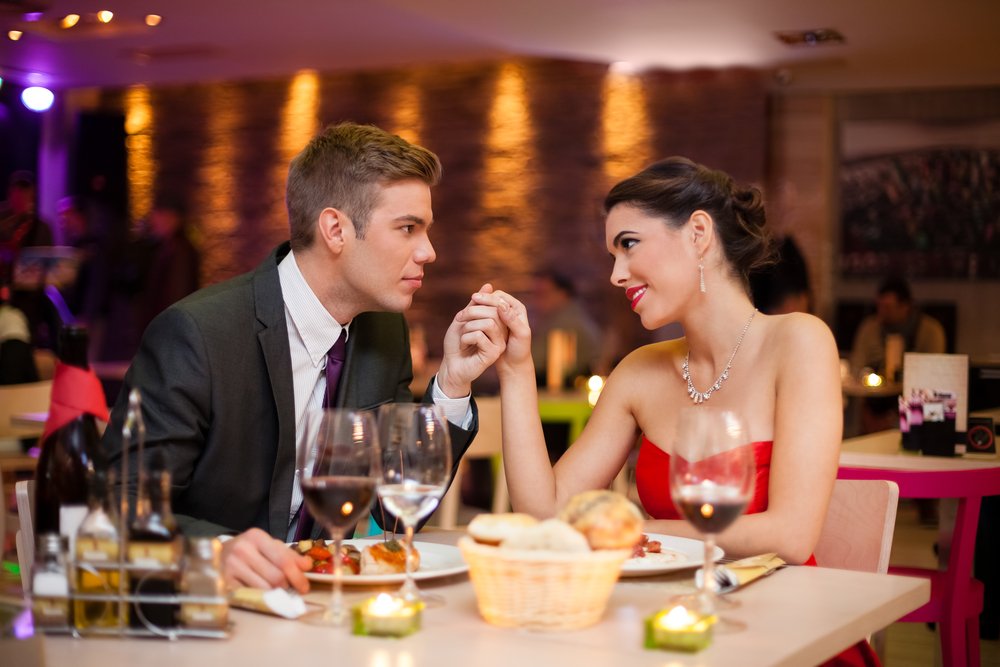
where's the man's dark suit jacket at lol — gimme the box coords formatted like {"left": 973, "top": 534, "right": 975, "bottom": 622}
{"left": 102, "top": 242, "right": 477, "bottom": 538}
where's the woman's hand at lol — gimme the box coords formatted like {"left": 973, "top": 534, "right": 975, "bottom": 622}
{"left": 472, "top": 288, "right": 531, "bottom": 377}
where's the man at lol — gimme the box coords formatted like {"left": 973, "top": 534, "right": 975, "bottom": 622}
{"left": 103, "top": 123, "right": 507, "bottom": 592}
{"left": 529, "top": 271, "right": 601, "bottom": 386}
{"left": 849, "top": 277, "right": 946, "bottom": 376}
{"left": 850, "top": 277, "right": 947, "bottom": 445}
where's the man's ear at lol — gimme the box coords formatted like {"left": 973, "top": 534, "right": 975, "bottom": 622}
{"left": 689, "top": 210, "right": 715, "bottom": 258}
{"left": 317, "top": 207, "right": 351, "bottom": 255}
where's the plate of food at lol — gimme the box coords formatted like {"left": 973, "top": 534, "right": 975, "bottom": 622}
{"left": 289, "top": 538, "right": 468, "bottom": 585}
{"left": 619, "top": 533, "right": 724, "bottom": 577}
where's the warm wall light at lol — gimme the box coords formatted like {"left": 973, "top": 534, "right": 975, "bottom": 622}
{"left": 97, "top": 10, "right": 114, "bottom": 23}
{"left": 60, "top": 14, "right": 80, "bottom": 29}
{"left": 8, "top": 30, "right": 23, "bottom": 41}
{"left": 145, "top": 14, "right": 162, "bottom": 27}
{"left": 21, "top": 86, "right": 55, "bottom": 112}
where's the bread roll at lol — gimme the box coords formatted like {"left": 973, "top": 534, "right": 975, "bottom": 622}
{"left": 467, "top": 513, "right": 539, "bottom": 546}
{"left": 558, "top": 490, "right": 643, "bottom": 550}
{"left": 500, "top": 519, "right": 591, "bottom": 553}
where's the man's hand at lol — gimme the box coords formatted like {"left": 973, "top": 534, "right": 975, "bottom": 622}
{"left": 436, "top": 283, "right": 508, "bottom": 398}
{"left": 221, "top": 528, "right": 311, "bottom": 593}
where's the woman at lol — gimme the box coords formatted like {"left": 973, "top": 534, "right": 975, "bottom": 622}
{"left": 476, "top": 156, "right": 843, "bottom": 565}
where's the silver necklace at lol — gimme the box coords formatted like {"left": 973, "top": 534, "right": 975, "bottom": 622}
{"left": 682, "top": 308, "right": 757, "bottom": 404}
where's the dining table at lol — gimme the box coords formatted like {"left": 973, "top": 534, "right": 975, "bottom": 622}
{"left": 25, "top": 530, "right": 929, "bottom": 667}
{"left": 838, "top": 426, "right": 1000, "bottom": 667}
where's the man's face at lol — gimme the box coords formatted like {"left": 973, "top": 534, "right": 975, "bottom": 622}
{"left": 339, "top": 179, "right": 436, "bottom": 314}
{"left": 876, "top": 293, "right": 910, "bottom": 327}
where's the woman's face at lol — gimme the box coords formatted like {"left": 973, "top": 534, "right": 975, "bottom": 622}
{"left": 605, "top": 204, "right": 697, "bottom": 329}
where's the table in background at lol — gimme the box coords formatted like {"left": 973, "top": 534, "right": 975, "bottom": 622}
{"left": 537, "top": 390, "right": 593, "bottom": 443}
{"left": 35, "top": 530, "right": 928, "bottom": 667}
{"left": 839, "top": 436, "right": 1000, "bottom": 666}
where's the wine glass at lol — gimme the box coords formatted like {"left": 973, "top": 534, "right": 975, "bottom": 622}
{"left": 669, "top": 406, "right": 754, "bottom": 621}
{"left": 377, "top": 403, "right": 452, "bottom": 605}
{"left": 297, "top": 408, "right": 381, "bottom": 626}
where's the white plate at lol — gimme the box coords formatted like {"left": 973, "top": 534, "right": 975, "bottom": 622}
{"left": 619, "top": 533, "right": 725, "bottom": 578}
{"left": 299, "top": 539, "right": 468, "bottom": 585}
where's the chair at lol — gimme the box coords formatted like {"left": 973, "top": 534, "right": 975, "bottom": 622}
{"left": 15, "top": 479, "right": 35, "bottom": 591}
{"left": 436, "top": 396, "right": 508, "bottom": 529}
{"left": 813, "top": 478, "right": 899, "bottom": 660}
{"left": 0, "top": 379, "right": 53, "bottom": 446}
{"left": 814, "top": 478, "right": 899, "bottom": 574}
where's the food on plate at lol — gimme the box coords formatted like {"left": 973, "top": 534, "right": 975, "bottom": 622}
{"left": 558, "top": 490, "right": 643, "bottom": 550}
{"left": 631, "top": 533, "right": 663, "bottom": 559}
{"left": 467, "top": 512, "right": 539, "bottom": 546}
{"left": 294, "top": 541, "right": 361, "bottom": 575}
{"left": 500, "top": 518, "right": 591, "bottom": 553}
{"left": 361, "top": 539, "right": 420, "bottom": 574}
{"left": 290, "top": 539, "right": 420, "bottom": 575}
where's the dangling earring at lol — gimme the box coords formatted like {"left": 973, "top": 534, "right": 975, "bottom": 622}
{"left": 699, "top": 262, "right": 706, "bottom": 293}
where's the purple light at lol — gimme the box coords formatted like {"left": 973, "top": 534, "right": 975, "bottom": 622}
{"left": 21, "top": 86, "right": 54, "bottom": 112}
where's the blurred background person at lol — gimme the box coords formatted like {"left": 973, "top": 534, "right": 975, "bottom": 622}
{"left": 749, "top": 235, "right": 812, "bottom": 315}
{"left": 135, "top": 198, "right": 201, "bottom": 336}
{"left": 56, "top": 196, "right": 109, "bottom": 330}
{"left": 849, "top": 276, "right": 946, "bottom": 383}
{"left": 529, "top": 271, "right": 602, "bottom": 389}
{"left": 0, "top": 171, "right": 57, "bottom": 349}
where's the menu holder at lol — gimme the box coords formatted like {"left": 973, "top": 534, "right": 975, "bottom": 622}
{"left": 900, "top": 353, "right": 969, "bottom": 457}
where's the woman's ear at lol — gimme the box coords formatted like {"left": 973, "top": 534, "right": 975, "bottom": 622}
{"left": 689, "top": 210, "right": 715, "bottom": 258}
{"left": 316, "top": 207, "right": 350, "bottom": 255}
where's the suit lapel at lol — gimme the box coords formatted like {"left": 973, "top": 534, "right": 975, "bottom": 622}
{"left": 254, "top": 244, "right": 298, "bottom": 538}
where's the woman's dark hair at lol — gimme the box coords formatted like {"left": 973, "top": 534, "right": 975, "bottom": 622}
{"left": 604, "top": 156, "right": 774, "bottom": 289}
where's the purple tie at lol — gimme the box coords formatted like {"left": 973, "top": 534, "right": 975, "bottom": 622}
{"left": 295, "top": 330, "right": 348, "bottom": 540}
{"left": 323, "top": 330, "right": 347, "bottom": 408}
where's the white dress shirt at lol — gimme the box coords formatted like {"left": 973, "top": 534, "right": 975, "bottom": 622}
{"left": 278, "top": 251, "right": 472, "bottom": 539}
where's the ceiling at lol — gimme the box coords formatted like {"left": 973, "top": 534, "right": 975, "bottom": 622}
{"left": 1, "top": 0, "right": 999, "bottom": 92}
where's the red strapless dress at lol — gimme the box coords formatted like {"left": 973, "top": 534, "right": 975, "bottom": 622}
{"left": 635, "top": 436, "right": 880, "bottom": 667}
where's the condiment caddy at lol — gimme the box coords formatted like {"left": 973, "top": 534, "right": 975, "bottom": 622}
{"left": 30, "top": 385, "right": 230, "bottom": 639}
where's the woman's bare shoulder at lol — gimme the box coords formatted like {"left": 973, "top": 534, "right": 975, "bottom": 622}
{"left": 616, "top": 338, "right": 686, "bottom": 372}
{"left": 766, "top": 312, "right": 836, "bottom": 350}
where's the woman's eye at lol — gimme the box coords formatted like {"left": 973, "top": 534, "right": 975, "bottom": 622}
{"left": 621, "top": 238, "right": 637, "bottom": 250}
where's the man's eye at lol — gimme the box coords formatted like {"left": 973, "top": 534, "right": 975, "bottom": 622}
{"left": 401, "top": 225, "right": 414, "bottom": 234}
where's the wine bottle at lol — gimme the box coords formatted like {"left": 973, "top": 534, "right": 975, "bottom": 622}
{"left": 34, "top": 325, "right": 108, "bottom": 554}
{"left": 127, "top": 449, "right": 181, "bottom": 630}
{"left": 74, "top": 468, "right": 125, "bottom": 630}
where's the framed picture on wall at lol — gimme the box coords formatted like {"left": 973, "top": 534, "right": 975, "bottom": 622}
{"left": 838, "top": 119, "right": 1000, "bottom": 279}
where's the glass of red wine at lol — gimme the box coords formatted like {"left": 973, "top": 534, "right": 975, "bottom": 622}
{"left": 377, "top": 403, "right": 451, "bottom": 605}
{"left": 669, "top": 406, "right": 754, "bottom": 621}
{"left": 297, "top": 408, "right": 381, "bottom": 626}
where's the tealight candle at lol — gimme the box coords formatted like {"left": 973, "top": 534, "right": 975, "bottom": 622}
{"left": 644, "top": 604, "right": 715, "bottom": 652}
{"left": 352, "top": 593, "right": 421, "bottom": 638}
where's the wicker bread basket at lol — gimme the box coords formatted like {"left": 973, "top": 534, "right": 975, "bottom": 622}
{"left": 458, "top": 536, "right": 630, "bottom": 630}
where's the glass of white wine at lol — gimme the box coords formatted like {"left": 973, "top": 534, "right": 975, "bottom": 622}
{"left": 377, "top": 403, "right": 451, "bottom": 605}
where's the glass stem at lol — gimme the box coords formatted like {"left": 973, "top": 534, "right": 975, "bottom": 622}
{"left": 400, "top": 522, "right": 419, "bottom": 602}
{"left": 327, "top": 535, "right": 345, "bottom": 624}
{"left": 702, "top": 533, "right": 718, "bottom": 609}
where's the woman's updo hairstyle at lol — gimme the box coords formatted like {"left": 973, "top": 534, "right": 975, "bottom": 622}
{"left": 604, "top": 157, "right": 774, "bottom": 289}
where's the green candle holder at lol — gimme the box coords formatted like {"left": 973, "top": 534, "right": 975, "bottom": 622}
{"left": 644, "top": 604, "right": 715, "bottom": 652}
{"left": 351, "top": 594, "right": 422, "bottom": 638}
